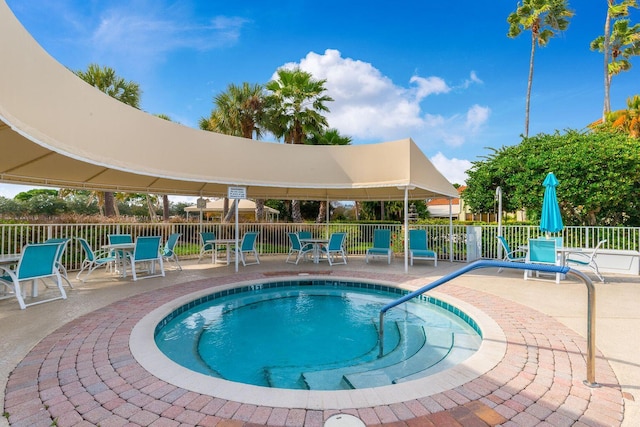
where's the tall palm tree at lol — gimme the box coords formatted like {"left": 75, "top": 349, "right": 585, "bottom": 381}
{"left": 591, "top": 0, "right": 640, "bottom": 119}
{"left": 74, "top": 64, "right": 141, "bottom": 217}
{"left": 265, "top": 68, "right": 333, "bottom": 222}
{"left": 199, "top": 82, "right": 266, "bottom": 222}
{"left": 307, "top": 129, "right": 352, "bottom": 222}
{"left": 507, "top": 0, "right": 573, "bottom": 137}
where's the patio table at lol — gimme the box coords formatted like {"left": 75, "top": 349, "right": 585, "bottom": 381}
{"left": 206, "top": 239, "right": 236, "bottom": 265}
{"left": 102, "top": 243, "right": 135, "bottom": 278}
{"left": 299, "top": 238, "right": 329, "bottom": 264}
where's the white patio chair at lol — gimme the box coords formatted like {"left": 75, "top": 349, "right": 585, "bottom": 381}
{"left": 564, "top": 239, "right": 607, "bottom": 283}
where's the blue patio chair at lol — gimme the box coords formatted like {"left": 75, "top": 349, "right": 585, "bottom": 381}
{"left": 162, "top": 233, "right": 182, "bottom": 271}
{"left": 239, "top": 232, "right": 260, "bottom": 266}
{"left": 525, "top": 238, "right": 561, "bottom": 283}
{"left": 44, "top": 237, "right": 73, "bottom": 288}
{"left": 365, "top": 229, "right": 393, "bottom": 264}
{"left": 496, "top": 236, "right": 526, "bottom": 273}
{"left": 75, "top": 238, "right": 117, "bottom": 282}
{"left": 319, "top": 232, "right": 347, "bottom": 266}
{"left": 408, "top": 229, "right": 437, "bottom": 266}
{"left": 126, "top": 236, "right": 165, "bottom": 281}
{"left": 564, "top": 239, "right": 607, "bottom": 283}
{"left": 198, "top": 232, "right": 216, "bottom": 262}
{"left": 0, "top": 242, "right": 67, "bottom": 310}
{"left": 298, "top": 231, "right": 312, "bottom": 240}
{"left": 286, "top": 232, "right": 314, "bottom": 264}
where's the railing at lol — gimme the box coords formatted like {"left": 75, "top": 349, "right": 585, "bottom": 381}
{"left": 378, "top": 260, "right": 599, "bottom": 387}
{"left": 0, "top": 222, "right": 637, "bottom": 272}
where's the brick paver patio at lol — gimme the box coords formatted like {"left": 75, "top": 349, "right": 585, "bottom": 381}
{"left": 4, "top": 270, "right": 624, "bottom": 426}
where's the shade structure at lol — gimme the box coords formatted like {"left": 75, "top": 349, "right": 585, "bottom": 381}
{"left": 540, "top": 172, "right": 564, "bottom": 235}
{"left": 0, "top": 1, "right": 458, "bottom": 203}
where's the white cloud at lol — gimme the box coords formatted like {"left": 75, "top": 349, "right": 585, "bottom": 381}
{"left": 90, "top": 7, "right": 249, "bottom": 66}
{"left": 0, "top": 184, "right": 41, "bottom": 199}
{"left": 429, "top": 152, "right": 472, "bottom": 185}
{"left": 280, "top": 49, "right": 489, "bottom": 148}
{"left": 465, "top": 105, "right": 490, "bottom": 132}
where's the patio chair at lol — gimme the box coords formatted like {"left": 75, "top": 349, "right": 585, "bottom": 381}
{"left": 365, "top": 229, "right": 393, "bottom": 264}
{"left": 198, "top": 232, "right": 216, "bottom": 262}
{"left": 162, "top": 233, "right": 182, "bottom": 271}
{"left": 564, "top": 239, "right": 607, "bottom": 283}
{"left": 319, "top": 232, "right": 347, "bottom": 266}
{"left": 496, "top": 236, "right": 526, "bottom": 273}
{"left": 44, "top": 237, "right": 73, "bottom": 288}
{"left": 298, "top": 231, "right": 312, "bottom": 240}
{"left": 286, "top": 232, "right": 314, "bottom": 264}
{"left": 0, "top": 242, "right": 67, "bottom": 310}
{"left": 408, "top": 229, "right": 437, "bottom": 266}
{"left": 126, "top": 236, "right": 165, "bottom": 281}
{"left": 239, "top": 232, "right": 260, "bottom": 266}
{"left": 75, "top": 238, "right": 117, "bottom": 282}
{"left": 525, "top": 238, "right": 561, "bottom": 283}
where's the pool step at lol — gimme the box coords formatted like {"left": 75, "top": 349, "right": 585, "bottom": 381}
{"left": 343, "top": 328, "right": 454, "bottom": 389}
{"left": 302, "top": 322, "right": 427, "bottom": 390}
{"left": 393, "top": 332, "right": 481, "bottom": 383}
{"left": 265, "top": 319, "right": 401, "bottom": 390}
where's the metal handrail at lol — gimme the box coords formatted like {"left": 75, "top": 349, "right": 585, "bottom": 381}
{"left": 378, "top": 260, "right": 599, "bottom": 387}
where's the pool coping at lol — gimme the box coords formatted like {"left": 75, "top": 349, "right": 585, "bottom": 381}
{"left": 131, "top": 274, "right": 507, "bottom": 409}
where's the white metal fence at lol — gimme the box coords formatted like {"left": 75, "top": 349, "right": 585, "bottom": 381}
{"left": 0, "top": 222, "right": 637, "bottom": 272}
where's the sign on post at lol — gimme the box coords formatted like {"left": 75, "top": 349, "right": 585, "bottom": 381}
{"left": 228, "top": 186, "right": 246, "bottom": 200}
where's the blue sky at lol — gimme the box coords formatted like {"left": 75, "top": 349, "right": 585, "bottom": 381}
{"left": 3, "top": 0, "right": 639, "bottom": 201}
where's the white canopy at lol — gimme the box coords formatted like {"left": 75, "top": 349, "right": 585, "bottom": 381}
{"left": 0, "top": 0, "right": 458, "bottom": 202}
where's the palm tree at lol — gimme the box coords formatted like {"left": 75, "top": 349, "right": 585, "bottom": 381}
{"left": 74, "top": 64, "right": 141, "bottom": 217}
{"left": 507, "top": 0, "right": 573, "bottom": 137}
{"left": 307, "top": 129, "right": 352, "bottom": 222}
{"left": 200, "top": 82, "right": 266, "bottom": 222}
{"left": 590, "top": 0, "right": 640, "bottom": 119}
{"left": 265, "top": 68, "right": 333, "bottom": 222}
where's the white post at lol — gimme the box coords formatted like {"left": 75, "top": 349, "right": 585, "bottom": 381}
{"left": 404, "top": 187, "right": 409, "bottom": 273}
{"left": 449, "top": 198, "right": 454, "bottom": 262}
{"left": 235, "top": 199, "right": 239, "bottom": 273}
{"left": 496, "top": 186, "right": 503, "bottom": 259}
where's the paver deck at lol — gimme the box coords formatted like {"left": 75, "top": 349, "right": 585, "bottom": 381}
{"left": 1, "top": 258, "right": 632, "bottom": 426}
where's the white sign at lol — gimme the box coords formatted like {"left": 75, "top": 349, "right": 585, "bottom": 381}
{"left": 196, "top": 197, "right": 207, "bottom": 209}
{"left": 228, "top": 186, "right": 246, "bottom": 199}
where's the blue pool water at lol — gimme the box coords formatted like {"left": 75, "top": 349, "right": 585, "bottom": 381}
{"left": 155, "top": 280, "right": 482, "bottom": 390}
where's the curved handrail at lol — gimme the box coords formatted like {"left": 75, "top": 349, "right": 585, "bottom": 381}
{"left": 379, "top": 260, "right": 598, "bottom": 387}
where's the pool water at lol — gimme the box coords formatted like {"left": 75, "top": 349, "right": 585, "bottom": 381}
{"left": 155, "top": 282, "right": 481, "bottom": 390}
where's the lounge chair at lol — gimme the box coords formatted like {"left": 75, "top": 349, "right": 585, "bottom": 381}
{"left": 0, "top": 242, "right": 67, "bottom": 309}
{"left": 76, "top": 238, "right": 117, "bottom": 282}
{"left": 198, "top": 231, "right": 216, "bottom": 262}
{"left": 319, "top": 232, "right": 347, "bottom": 266}
{"left": 162, "top": 233, "right": 182, "bottom": 271}
{"left": 126, "top": 236, "right": 165, "bottom": 281}
{"left": 239, "top": 232, "right": 260, "bottom": 266}
{"left": 44, "top": 237, "right": 73, "bottom": 288}
{"left": 408, "top": 229, "right": 437, "bottom": 266}
{"left": 365, "top": 229, "right": 393, "bottom": 264}
{"left": 525, "top": 238, "right": 561, "bottom": 283}
{"left": 496, "top": 236, "right": 526, "bottom": 273}
{"left": 298, "top": 231, "right": 312, "bottom": 240}
{"left": 286, "top": 232, "right": 314, "bottom": 264}
{"left": 564, "top": 239, "right": 607, "bottom": 283}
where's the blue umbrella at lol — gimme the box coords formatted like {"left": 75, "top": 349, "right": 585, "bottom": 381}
{"left": 540, "top": 172, "right": 564, "bottom": 235}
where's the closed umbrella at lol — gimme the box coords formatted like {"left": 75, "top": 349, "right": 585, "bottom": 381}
{"left": 540, "top": 172, "right": 564, "bottom": 236}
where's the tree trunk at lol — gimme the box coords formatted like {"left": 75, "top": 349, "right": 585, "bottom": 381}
{"left": 316, "top": 201, "right": 327, "bottom": 223}
{"left": 603, "top": 7, "right": 612, "bottom": 120}
{"left": 291, "top": 200, "right": 303, "bottom": 223}
{"left": 163, "top": 195, "right": 170, "bottom": 221}
{"left": 224, "top": 199, "right": 237, "bottom": 223}
{"left": 223, "top": 198, "right": 229, "bottom": 220}
{"left": 525, "top": 32, "right": 537, "bottom": 137}
{"left": 380, "top": 201, "right": 385, "bottom": 221}
{"left": 146, "top": 195, "right": 156, "bottom": 221}
{"left": 104, "top": 191, "right": 116, "bottom": 217}
{"left": 355, "top": 201, "right": 360, "bottom": 221}
{"left": 255, "top": 199, "right": 265, "bottom": 222}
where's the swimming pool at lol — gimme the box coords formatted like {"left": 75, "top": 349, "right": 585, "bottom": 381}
{"left": 131, "top": 276, "right": 506, "bottom": 409}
